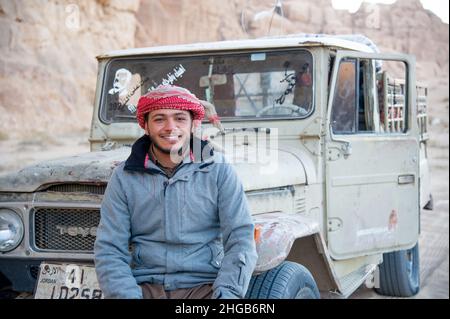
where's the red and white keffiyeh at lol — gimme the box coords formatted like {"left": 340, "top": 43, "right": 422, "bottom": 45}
{"left": 136, "top": 85, "right": 205, "bottom": 129}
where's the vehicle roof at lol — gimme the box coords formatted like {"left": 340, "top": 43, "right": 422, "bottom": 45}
{"left": 97, "top": 35, "right": 374, "bottom": 59}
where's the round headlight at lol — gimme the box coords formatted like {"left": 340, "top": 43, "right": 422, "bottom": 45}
{"left": 0, "top": 209, "right": 24, "bottom": 252}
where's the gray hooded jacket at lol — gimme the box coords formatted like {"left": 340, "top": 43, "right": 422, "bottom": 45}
{"left": 94, "top": 135, "right": 258, "bottom": 299}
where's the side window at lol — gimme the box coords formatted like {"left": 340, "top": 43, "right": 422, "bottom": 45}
{"left": 376, "top": 61, "right": 408, "bottom": 134}
{"left": 332, "top": 57, "right": 408, "bottom": 135}
{"left": 416, "top": 85, "right": 428, "bottom": 141}
{"left": 331, "top": 59, "right": 357, "bottom": 134}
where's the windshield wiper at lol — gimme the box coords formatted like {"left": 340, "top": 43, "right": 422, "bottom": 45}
{"left": 208, "top": 127, "right": 272, "bottom": 140}
{"left": 114, "top": 114, "right": 136, "bottom": 119}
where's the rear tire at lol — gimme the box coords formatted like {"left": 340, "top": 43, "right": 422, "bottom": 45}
{"left": 245, "top": 261, "right": 320, "bottom": 299}
{"left": 375, "top": 242, "right": 420, "bottom": 297}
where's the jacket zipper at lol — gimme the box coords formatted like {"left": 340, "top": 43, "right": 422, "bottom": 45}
{"left": 163, "top": 180, "right": 169, "bottom": 196}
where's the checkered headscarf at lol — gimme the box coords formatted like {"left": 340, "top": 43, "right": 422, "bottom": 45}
{"left": 136, "top": 85, "right": 205, "bottom": 129}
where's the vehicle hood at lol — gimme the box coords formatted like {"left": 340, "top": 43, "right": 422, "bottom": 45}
{"left": 0, "top": 148, "right": 131, "bottom": 193}
{"left": 231, "top": 148, "right": 307, "bottom": 191}
{"left": 0, "top": 144, "right": 307, "bottom": 193}
{"left": 212, "top": 133, "right": 307, "bottom": 191}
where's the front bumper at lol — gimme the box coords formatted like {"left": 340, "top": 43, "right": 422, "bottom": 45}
{"left": 0, "top": 258, "right": 42, "bottom": 292}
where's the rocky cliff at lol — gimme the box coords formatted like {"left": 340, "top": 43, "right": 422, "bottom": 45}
{"left": 0, "top": 0, "right": 448, "bottom": 139}
{"left": 0, "top": 0, "right": 140, "bottom": 138}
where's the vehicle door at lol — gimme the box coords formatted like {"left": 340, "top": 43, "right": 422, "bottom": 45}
{"left": 325, "top": 51, "right": 420, "bottom": 260}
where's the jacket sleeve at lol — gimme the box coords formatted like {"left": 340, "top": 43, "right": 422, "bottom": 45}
{"left": 94, "top": 167, "right": 143, "bottom": 299}
{"left": 212, "top": 162, "right": 258, "bottom": 299}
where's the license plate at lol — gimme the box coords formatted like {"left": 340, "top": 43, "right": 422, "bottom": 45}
{"left": 34, "top": 262, "right": 104, "bottom": 299}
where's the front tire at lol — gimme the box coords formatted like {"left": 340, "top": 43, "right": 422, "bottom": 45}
{"left": 375, "top": 242, "right": 420, "bottom": 297}
{"left": 245, "top": 261, "right": 320, "bottom": 299}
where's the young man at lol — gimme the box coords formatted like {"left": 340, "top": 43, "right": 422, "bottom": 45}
{"left": 94, "top": 85, "right": 258, "bottom": 299}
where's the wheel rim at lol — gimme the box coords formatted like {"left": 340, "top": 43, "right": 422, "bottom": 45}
{"left": 406, "top": 249, "right": 413, "bottom": 274}
{"left": 294, "top": 287, "right": 316, "bottom": 299}
{"left": 406, "top": 245, "right": 420, "bottom": 289}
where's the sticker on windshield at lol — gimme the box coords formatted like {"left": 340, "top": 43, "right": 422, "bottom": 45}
{"left": 275, "top": 69, "right": 297, "bottom": 105}
{"left": 251, "top": 53, "right": 266, "bottom": 61}
{"left": 109, "top": 68, "right": 132, "bottom": 97}
{"left": 108, "top": 68, "right": 145, "bottom": 114}
{"left": 148, "top": 64, "right": 186, "bottom": 91}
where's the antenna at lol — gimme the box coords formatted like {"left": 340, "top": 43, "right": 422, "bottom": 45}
{"left": 240, "top": 0, "right": 249, "bottom": 37}
{"left": 274, "top": 0, "right": 283, "bottom": 15}
{"left": 268, "top": 0, "right": 284, "bottom": 36}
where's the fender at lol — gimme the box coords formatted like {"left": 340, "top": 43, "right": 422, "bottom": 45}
{"left": 253, "top": 212, "right": 340, "bottom": 293}
{"left": 253, "top": 212, "right": 320, "bottom": 272}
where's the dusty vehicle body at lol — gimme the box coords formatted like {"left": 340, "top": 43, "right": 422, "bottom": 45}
{"left": 0, "top": 35, "right": 432, "bottom": 298}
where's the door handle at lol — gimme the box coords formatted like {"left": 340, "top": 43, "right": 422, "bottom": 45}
{"left": 398, "top": 175, "right": 415, "bottom": 184}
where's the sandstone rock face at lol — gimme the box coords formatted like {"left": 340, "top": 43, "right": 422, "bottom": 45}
{"left": 135, "top": 0, "right": 246, "bottom": 46}
{"left": 0, "top": 0, "right": 139, "bottom": 139}
{"left": 0, "top": 0, "right": 448, "bottom": 139}
{"left": 240, "top": 0, "right": 448, "bottom": 80}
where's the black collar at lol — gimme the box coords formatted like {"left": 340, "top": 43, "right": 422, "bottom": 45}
{"left": 124, "top": 135, "right": 215, "bottom": 174}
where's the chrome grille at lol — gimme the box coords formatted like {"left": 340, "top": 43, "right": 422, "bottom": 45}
{"left": 43, "top": 184, "right": 106, "bottom": 195}
{"left": 33, "top": 207, "right": 100, "bottom": 252}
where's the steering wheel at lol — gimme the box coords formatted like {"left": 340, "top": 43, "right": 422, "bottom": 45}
{"left": 256, "top": 104, "right": 308, "bottom": 117}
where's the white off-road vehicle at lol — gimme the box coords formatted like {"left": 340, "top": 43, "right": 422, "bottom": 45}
{"left": 0, "top": 35, "right": 433, "bottom": 299}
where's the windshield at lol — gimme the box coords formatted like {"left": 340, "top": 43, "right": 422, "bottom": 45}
{"left": 100, "top": 49, "right": 313, "bottom": 123}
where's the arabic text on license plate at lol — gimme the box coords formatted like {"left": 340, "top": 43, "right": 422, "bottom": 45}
{"left": 34, "top": 263, "right": 104, "bottom": 299}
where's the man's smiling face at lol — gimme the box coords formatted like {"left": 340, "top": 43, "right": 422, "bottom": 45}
{"left": 145, "top": 109, "right": 192, "bottom": 155}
